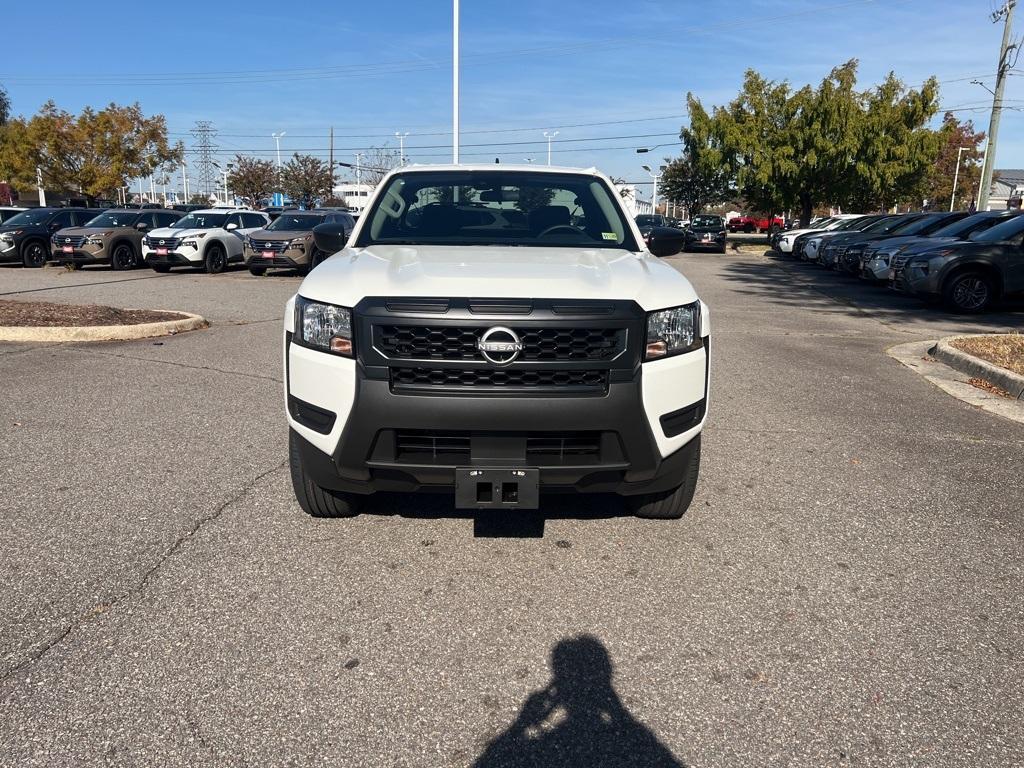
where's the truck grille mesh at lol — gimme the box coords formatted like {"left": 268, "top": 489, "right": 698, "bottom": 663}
{"left": 390, "top": 366, "right": 608, "bottom": 393}
{"left": 377, "top": 325, "right": 624, "bottom": 362}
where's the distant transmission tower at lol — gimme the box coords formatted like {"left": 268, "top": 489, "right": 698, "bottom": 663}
{"left": 191, "top": 121, "right": 218, "bottom": 200}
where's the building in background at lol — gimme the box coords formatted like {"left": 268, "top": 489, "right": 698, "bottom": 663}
{"left": 987, "top": 169, "right": 1024, "bottom": 210}
{"left": 332, "top": 183, "right": 373, "bottom": 212}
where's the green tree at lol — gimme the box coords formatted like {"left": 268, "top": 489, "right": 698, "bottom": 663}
{"left": 279, "top": 153, "right": 333, "bottom": 208}
{"left": 0, "top": 85, "right": 10, "bottom": 126}
{"left": 0, "top": 100, "right": 182, "bottom": 202}
{"left": 228, "top": 155, "right": 276, "bottom": 208}
{"left": 921, "top": 112, "right": 985, "bottom": 211}
{"left": 663, "top": 100, "right": 737, "bottom": 216}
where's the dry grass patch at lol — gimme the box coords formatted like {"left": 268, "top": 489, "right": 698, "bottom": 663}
{"left": 0, "top": 299, "right": 185, "bottom": 328}
{"left": 951, "top": 333, "right": 1024, "bottom": 377}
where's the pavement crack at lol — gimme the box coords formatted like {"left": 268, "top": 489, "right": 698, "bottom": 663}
{"left": 71, "top": 348, "right": 283, "bottom": 383}
{"left": 0, "top": 272, "right": 173, "bottom": 297}
{"left": 0, "top": 459, "right": 288, "bottom": 688}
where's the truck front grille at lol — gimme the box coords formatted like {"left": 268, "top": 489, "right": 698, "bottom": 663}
{"left": 146, "top": 236, "right": 181, "bottom": 249}
{"left": 390, "top": 366, "right": 608, "bottom": 393}
{"left": 376, "top": 325, "right": 625, "bottom": 362}
{"left": 253, "top": 240, "right": 289, "bottom": 253}
{"left": 56, "top": 235, "right": 87, "bottom": 247}
{"left": 392, "top": 430, "right": 603, "bottom": 464}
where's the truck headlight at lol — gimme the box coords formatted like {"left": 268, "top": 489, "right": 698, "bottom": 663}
{"left": 295, "top": 296, "right": 353, "bottom": 357}
{"left": 645, "top": 302, "right": 701, "bottom": 360}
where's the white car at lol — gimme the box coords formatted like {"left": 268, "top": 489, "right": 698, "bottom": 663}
{"left": 775, "top": 214, "right": 862, "bottom": 254}
{"left": 283, "top": 164, "right": 710, "bottom": 520}
{"left": 143, "top": 208, "right": 270, "bottom": 273}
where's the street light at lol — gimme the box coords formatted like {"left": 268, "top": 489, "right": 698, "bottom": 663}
{"left": 543, "top": 130, "right": 559, "bottom": 166}
{"left": 395, "top": 131, "right": 410, "bottom": 166}
{"left": 636, "top": 143, "right": 678, "bottom": 154}
{"left": 211, "top": 161, "right": 234, "bottom": 205}
{"left": 272, "top": 132, "right": 286, "bottom": 167}
{"left": 641, "top": 164, "right": 665, "bottom": 214}
{"left": 950, "top": 146, "right": 973, "bottom": 211}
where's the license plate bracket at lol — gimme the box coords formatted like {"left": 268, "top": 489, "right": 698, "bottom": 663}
{"left": 156, "top": 247, "right": 168, "bottom": 256}
{"left": 455, "top": 467, "right": 539, "bottom": 510}
{"left": 61, "top": 246, "right": 73, "bottom": 254}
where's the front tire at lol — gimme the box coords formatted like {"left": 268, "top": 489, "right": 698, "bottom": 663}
{"left": 289, "top": 430, "right": 360, "bottom": 518}
{"left": 151, "top": 264, "right": 171, "bottom": 273}
{"left": 110, "top": 242, "right": 138, "bottom": 271}
{"left": 22, "top": 241, "right": 48, "bottom": 268}
{"left": 943, "top": 271, "right": 995, "bottom": 313}
{"left": 204, "top": 243, "right": 227, "bottom": 274}
{"left": 248, "top": 265, "right": 267, "bottom": 276}
{"left": 628, "top": 435, "right": 701, "bottom": 519}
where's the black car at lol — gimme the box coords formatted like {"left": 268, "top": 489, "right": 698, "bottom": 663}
{"left": 635, "top": 214, "right": 668, "bottom": 239}
{"left": 901, "top": 213, "right": 1024, "bottom": 312}
{"left": 817, "top": 215, "right": 912, "bottom": 270}
{"left": 848, "top": 211, "right": 971, "bottom": 279}
{"left": 683, "top": 214, "right": 727, "bottom": 253}
{"left": 171, "top": 204, "right": 205, "bottom": 214}
{"left": 0, "top": 207, "right": 96, "bottom": 267}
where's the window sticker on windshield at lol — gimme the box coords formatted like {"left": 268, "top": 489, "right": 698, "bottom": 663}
{"left": 602, "top": 232, "right": 618, "bottom": 240}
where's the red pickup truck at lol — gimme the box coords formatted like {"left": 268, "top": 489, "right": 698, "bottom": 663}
{"left": 727, "top": 214, "right": 785, "bottom": 233}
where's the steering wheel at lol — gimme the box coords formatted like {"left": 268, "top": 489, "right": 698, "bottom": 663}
{"left": 538, "top": 224, "right": 586, "bottom": 238}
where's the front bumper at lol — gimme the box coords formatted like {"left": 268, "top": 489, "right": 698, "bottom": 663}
{"left": 0, "top": 239, "right": 21, "bottom": 261}
{"left": 246, "top": 245, "right": 306, "bottom": 269}
{"left": 686, "top": 234, "right": 726, "bottom": 250}
{"left": 55, "top": 245, "right": 107, "bottom": 264}
{"left": 285, "top": 301, "right": 710, "bottom": 498}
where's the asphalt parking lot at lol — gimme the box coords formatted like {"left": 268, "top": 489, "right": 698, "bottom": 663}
{"left": 1, "top": 253, "right": 1022, "bottom": 767}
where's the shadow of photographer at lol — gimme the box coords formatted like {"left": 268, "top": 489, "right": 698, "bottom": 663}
{"left": 473, "top": 635, "right": 686, "bottom": 767}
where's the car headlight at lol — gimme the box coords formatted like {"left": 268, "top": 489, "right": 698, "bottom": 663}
{"left": 181, "top": 240, "right": 198, "bottom": 249}
{"left": 295, "top": 296, "right": 353, "bottom": 357}
{"left": 909, "top": 260, "right": 930, "bottom": 275}
{"left": 86, "top": 237, "right": 105, "bottom": 246}
{"left": 644, "top": 302, "right": 702, "bottom": 361}
{"left": 289, "top": 237, "right": 307, "bottom": 249}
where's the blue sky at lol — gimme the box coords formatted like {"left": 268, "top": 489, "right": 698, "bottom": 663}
{"left": 1, "top": 0, "right": 1021, "bottom": 194}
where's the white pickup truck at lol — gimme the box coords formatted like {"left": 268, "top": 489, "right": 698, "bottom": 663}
{"left": 283, "top": 165, "right": 710, "bottom": 519}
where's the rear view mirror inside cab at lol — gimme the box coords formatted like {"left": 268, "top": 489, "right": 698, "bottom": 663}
{"left": 478, "top": 187, "right": 519, "bottom": 203}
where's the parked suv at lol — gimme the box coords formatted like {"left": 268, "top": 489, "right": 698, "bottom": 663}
{"left": 684, "top": 214, "right": 727, "bottom": 253}
{"left": 245, "top": 210, "right": 356, "bottom": 276}
{"left": 0, "top": 207, "right": 94, "bottom": 267}
{"left": 900, "top": 213, "right": 1024, "bottom": 312}
{"left": 53, "top": 209, "right": 181, "bottom": 270}
{"left": 142, "top": 208, "right": 269, "bottom": 273}
{"left": 284, "top": 165, "right": 710, "bottom": 519}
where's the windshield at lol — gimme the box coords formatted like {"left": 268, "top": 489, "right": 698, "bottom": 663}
{"left": 833, "top": 217, "right": 869, "bottom": 231}
{"left": 354, "top": 171, "right": 640, "bottom": 250}
{"left": 84, "top": 211, "right": 141, "bottom": 228}
{"left": 171, "top": 212, "right": 227, "bottom": 229}
{"left": 635, "top": 215, "right": 664, "bottom": 227}
{"left": 691, "top": 215, "right": 723, "bottom": 228}
{"left": 2, "top": 209, "right": 54, "bottom": 227}
{"left": 266, "top": 213, "right": 326, "bottom": 231}
{"left": 969, "top": 213, "right": 1024, "bottom": 243}
{"left": 861, "top": 216, "right": 903, "bottom": 233}
{"left": 887, "top": 215, "right": 934, "bottom": 236}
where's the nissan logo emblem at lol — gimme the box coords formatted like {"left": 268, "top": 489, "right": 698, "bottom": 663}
{"left": 64, "top": 237, "right": 70, "bottom": 243}
{"left": 265, "top": 242, "right": 272, "bottom": 248}
{"left": 478, "top": 327, "right": 524, "bottom": 366}
{"left": 159, "top": 239, "right": 165, "bottom": 245}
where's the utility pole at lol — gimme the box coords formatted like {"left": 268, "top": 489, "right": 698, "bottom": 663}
{"left": 329, "top": 126, "right": 335, "bottom": 192}
{"left": 452, "top": 0, "right": 460, "bottom": 163}
{"left": 355, "top": 152, "right": 363, "bottom": 189}
{"left": 272, "top": 131, "right": 286, "bottom": 168}
{"left": 544, "top": 131, "right": 559, "bottom": 165}
{"left": 950, "top": 146, "right": 972, "bottom": 211}
{"left": 978, "top": 0, "right": 1017, "bottom": 210}
{"left": 396, "top": 131, "right": 409, "bottom": 165}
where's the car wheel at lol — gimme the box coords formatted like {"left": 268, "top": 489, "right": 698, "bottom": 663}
{"left": 22, "top": 240, "right": 48, "bottom": 268}
{"left": 627, "top": 435, "right": 701, "bottom": 519}
{"left": 289, "top": 429, "right": 360, "bottom": 518}
{"left": 309, "top": 248, "right": 327, "bottom": 271}
{"left": 248, "top": 265, "right": 267, "bottom": 276}
{"left": 943, "top": 271, "right": 995, "bottom": 313}
{"left": 110, "top": 242, "right": 138, "bottom": 271}
{"left": 151, "top": 264, "right": 171, "bottom": 273}
{"left": 204, "top": 244, "right": 227, "bottom": 274}
{"left": 717, "top": 245, "right": 727, "bottom": 254}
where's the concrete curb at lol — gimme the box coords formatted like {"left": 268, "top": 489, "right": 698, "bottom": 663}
{"left": 0, "top": 311, "right": 208, "bottom": 343}
{"left": 930, "top": 335, "right": 1024, "bottom": 400}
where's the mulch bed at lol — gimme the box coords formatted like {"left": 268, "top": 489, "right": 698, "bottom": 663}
{"left": 952, "top": 333, "right": 1024, "bottom": 377}
{"left": 0, "top": 299, "right": 184, "bottom": 328}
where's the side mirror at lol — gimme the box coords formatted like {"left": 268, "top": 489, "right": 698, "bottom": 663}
{"left": 312, "top": 221, "right": 351, "bottom": 254}
{"left": 225, "top": 222, "right": 239, "bottom": 231}
{"left": 646, "top": 226, "right": 686, "bottom": 258}
{"left": 136, "top": 222, "right": 148, "bottom": 231}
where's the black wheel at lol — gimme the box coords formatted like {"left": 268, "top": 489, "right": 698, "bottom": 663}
{"left": 248, "top": 265, "right": 267, "bottom": 276}
{"left": 151, "top": 264, "right": 171, "bottom": 273}
{"left": 309, "top": 248, "right": 328, "bottom": 271}
{"left": 204, "top": 244, "right": 227, "bottom": 274}
{"left": 22, "top": 240, "right": 48, "bottom": 268}
{"left": 943, "top": 271, "right": 995, "bottom": 313}
{"left": 289, "top": 429, "right": 360, "bottom": 518}
{"left": 110, "top": 242, "right": 138, "bottom": 271}
{"left": 682, "top": 243, "right": 691, "bottom": 253}
{"left": 627, "top": 435, "right": 701, "bottom": 519}
{"left": 717, "top": 245, "right": 727, "bottom": 254}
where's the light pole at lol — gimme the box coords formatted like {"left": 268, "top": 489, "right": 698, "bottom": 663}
{"left": 641, "top": 164, "right": 664, "bottom": 214}
{"left": 950, "top": 146, "right": 972, "bottom": 211}
{"left": 211, "top": 162, "right": 234, "bottom": 205}
{"left": 272, "top": 132, "right": 286, "bottom": 167}
{"left": 453, "top": 0, "right": 460, "bottom": 163}
{"left": 395, "top": 131, "right": 410, "bottom": 166}
{"left": 355, "top": 152, "right": 363, "bottom": 189}
{"left": 543, "top": 130, "right": 559, "bottom": 165}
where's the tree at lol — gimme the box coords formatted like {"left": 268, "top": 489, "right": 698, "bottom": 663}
{"left": 279, "top": 153, "right": 333, "bottom": 208}
{"left": 686, "top": 61, "right": 942, "bottom": 226}
{"left": 228, "top": 155, "right": 276, "bottom": 208}
{"left": 0, "top": 84, "right": 10, "bottom": 126}
{"left": 358, "top": 144, "right": 402, "bottom": 188}
{"left": 0, "top": 100, "right": 182, "bottom": 202}
{"left": 662, "top": 103, "right": 737, "bottom": 216}
{"left": 921, "top": 112, "right": 985, "bottom": 210}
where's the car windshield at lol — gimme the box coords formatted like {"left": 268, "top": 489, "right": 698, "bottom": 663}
{"left": 691, "top": 215, "right": 722, "bottom": 228}
{"left": 266, "top": 213, "right": 326, "bottom": 231}
{"left": 930, "top": 214, "right": 1006, "bottom": 238}
{"left": 834, "top": 217, "right": 868, "bottom": 230}
{"left": 635, "top": 215, "right": 663, "bottom": 226}
{"left": 887, "top": 215, "right": 934, "bottom": 236}
{"left": 2, "top": 209, "right": 54, "bottom": 227}
{"left": 84, "top": 211, "right": 141, "bottom": 228}
{"left": 861, "top": 216, "right": 903, "bottom": 233}
{"left": 355, "top": 170, "right": 640, "bottom": 250}
{"left": 171, "top": 212, "right": 227, "bottom": 229}
{"left": 968, "top": 213, "right": 1024, "bottom": 243}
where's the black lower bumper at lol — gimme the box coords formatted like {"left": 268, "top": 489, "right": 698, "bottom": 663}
{"left": 292, "top": 362, "right": 706, "bottom": 498}
{"left": 145, "top": 253, "right": 196, "bottom": 267}
{"left": 56, "top": 250, "right": 104, "bottom": 265}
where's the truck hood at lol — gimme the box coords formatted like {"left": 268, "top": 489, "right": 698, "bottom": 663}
{"left": 297, "top": 244, "right": 699, "bottom": 311}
